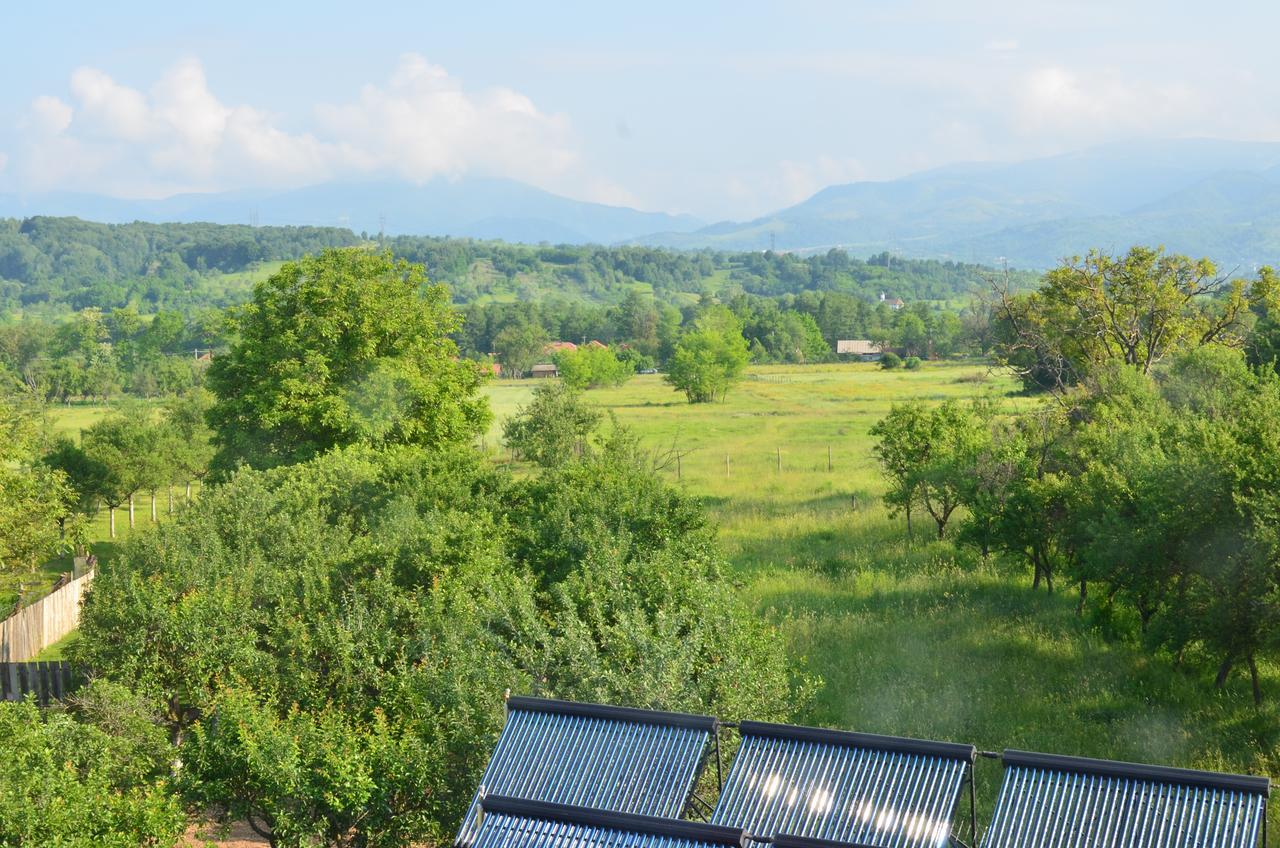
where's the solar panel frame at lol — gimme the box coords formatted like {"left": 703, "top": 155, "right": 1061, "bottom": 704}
{"left": 711, "top": 721, "right": 975, "bottom": 848}
{"left": 983, "top": 750, "right": 1270, "bottom": 848}
{"left": 456, "top": 697, "right": 717, "bottom": 847}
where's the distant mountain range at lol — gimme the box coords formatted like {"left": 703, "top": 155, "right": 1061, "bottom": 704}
{"left": 5, "top": 139, "right": 1280, "bottom": 269}
{"left": 637, "top": 139, "right": 1280, "bottom": 268}
{"left": 0, "top": 177, "right": 705, "bottom": 246}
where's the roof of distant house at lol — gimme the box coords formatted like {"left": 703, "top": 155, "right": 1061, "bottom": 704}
{"left": 546, "top": 341, "right": 578, "bottom": 353}
{"left": 836, "top": 339, "right": 883, "bottom": 355}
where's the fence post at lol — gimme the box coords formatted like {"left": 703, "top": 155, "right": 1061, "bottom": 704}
{"left": 777, "top": 447, "right": 782, "bottom": 474}
{"left": 677, "top": 454, "right": 682, "bottom": 481}
{"left": 828, "top": 445, "right": 833, "bottom": 472}
{"left": 725, "top": 453, "right": 730, "bottom": 478}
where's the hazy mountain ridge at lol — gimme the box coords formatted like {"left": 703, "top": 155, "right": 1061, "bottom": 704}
{"left": 636, "top": 139, "right": 1280, "bottom": 268}
{"left": 0, "top": 177, "right": 705, "bottom": 246}
{"left": 6, "top": 140, "right": 1280, "bottom": 268}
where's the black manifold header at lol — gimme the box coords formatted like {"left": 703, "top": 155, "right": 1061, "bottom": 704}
{"left": 506, "top": 696, "right": 717, "bottom": 731}
{"left": 739, "top": 720, "right": 977, "bottom": 763}
{"left": 1002, "top": 749, "right": 1270, "bottom": 797}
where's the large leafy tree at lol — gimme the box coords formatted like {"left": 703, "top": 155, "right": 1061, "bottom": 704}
{"left": 664, "top": 306, "right": 750, "bottom": 403}
{"left": 994, "top": 247, "right": 1277, "bottom": 392}
{"left": 206, "top": 248, "right": 489, "bottom": 475}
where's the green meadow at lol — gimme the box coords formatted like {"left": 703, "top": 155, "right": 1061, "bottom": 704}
{"left": 38, "top": 361, "right": 1279, "bottom": 829}
{"left": 488, "top": 362, "right": 1279, "bottom": 826}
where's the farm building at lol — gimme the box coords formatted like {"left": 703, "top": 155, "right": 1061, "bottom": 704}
{"left": 837, "top": 339, "right": 884, "bottom": 361}
{"left": 545, "top": 341, "right": 578, "bottom": 353}
{"left": 530, "top": 363, "right": 559, "bottom": 378}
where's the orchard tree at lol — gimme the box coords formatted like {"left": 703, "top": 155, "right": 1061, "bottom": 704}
{"left": 207, "top": 248, "right": 489, "bottom": 475}
{"left": 554, "top": 345, "right": 632, "bottom": 390}
{"left": 81, "top": 410, "right": 156, "bottom": 538}
{"left": 503, "top": 382, "right": 602, "bottom": 467}
{"left": 665, "top": 306, "right": 750, "bottom": 403}
{"left": 493, "top": 322, "right": 550, "bottom": 378}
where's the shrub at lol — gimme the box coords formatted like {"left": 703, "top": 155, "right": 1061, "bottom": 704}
{"left": 0, "top": 684, "right": 184, "bottom": 847}
{"left": 880, "top": 352, "right": 903, "bottom": 369}
{"left": 904, "top": 356, "right": 923, "bottom": 370}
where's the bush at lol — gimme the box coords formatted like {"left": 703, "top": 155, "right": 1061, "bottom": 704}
{"left": 904, "top": 356, "right": 922, "bottom": 370}
{"left": 76, "top": 440, "right": 806, "bottom": 846}
{"left": 880, "top": 352, "right": 903, "bottom": 369}
{"left": 554, "top": 346, "right": 632, "bottom": 390}
{"left": 0, "top": 684, "right": 185, "bottom": 847}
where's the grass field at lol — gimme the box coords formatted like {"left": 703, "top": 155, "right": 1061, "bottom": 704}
{"left": 37, "top": 360, "right": 1279, "bottom": 834}
{"left": 486, "top": 361, "right": 1280, "bottom": 828}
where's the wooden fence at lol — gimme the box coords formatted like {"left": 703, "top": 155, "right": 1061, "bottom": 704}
{"left": 0, "top": 569, "right": 94, "bottom": 663}
{"left": 0, "top": 661, "right": 78, "bottom": 705}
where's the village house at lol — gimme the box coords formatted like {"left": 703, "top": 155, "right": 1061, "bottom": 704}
{"left": 836, "top": 339, "right": 884, "bottom": 361}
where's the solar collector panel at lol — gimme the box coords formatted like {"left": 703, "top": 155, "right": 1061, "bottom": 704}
{"left": 982, "top": 750, "right": 1269, "bottom": 848}
{"left": 474, "top": 796, "right": 747, "bottom": 848}
{"left": 711, "top": 721, "right": 974, "bottom": 848}
{"left": 456, "top": 697, "right": 716, "bottom": 847}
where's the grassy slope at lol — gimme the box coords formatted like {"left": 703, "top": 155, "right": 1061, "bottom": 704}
{"left": 486, "top": 362, "right": 1279, "bottom": 829}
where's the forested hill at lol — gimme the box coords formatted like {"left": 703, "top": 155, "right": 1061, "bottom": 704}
{"left": 0, "top": 216, "right": 1038, "bottom": 319}
{"left": 0, "top": 217, "right": 358, "bottom": 315}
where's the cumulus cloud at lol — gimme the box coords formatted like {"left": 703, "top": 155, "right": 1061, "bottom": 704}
{"left": 316, "top": 53, "right": 574, "bottom": 186}
{"left": 9, "top": 54, "right": 578, "bottom": 198}
{"left": 1015, "top": 66, "right": 1202, "bottom": 139}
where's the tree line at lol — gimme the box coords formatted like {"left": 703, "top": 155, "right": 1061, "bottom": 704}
{"left": 872, "top": 246, "right": 1280, "bottom": 704}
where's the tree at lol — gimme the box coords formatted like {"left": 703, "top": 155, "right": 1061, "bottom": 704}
{"left": 0, "top": 393, "right": 71, "bottom": 574}
{"left": 664, "top": 307, "right": 750, "bottom": 403}
{"left": 0, "top": 685, "right": 184, "bottom": 846}
{"left": 206, "top": 248, "right": 489, "bottom": 475}
{"left": 503, "top": 382, "right": 602, "bottom": 467}
{"left": 870, "top": 401, "right": 992, "bottom": 540}
{"left": 493, "top": 322, "right": 550, "bottom": 379}
{"left": 81, "top": 409, "right": 156, "bottom": 538}
{"left": 869, "top": 403, "right": 930, "bottom": 537}
{"left": 75, "top": 443, "right": 803, "bottom": 846}
{"left": 993, "top": 247, "right": 1276, "bottom": 393}
{"left": 554, "top": 346, "right": 632, "bottom": 390}
{"left": 163, "top": 389, "right": 215, "bottom": 502}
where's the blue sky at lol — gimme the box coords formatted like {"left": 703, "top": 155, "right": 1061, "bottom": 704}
{"left": 2, "top": 1, "right": 1277, "bottom": 218}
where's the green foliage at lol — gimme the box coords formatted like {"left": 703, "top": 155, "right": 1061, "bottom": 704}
{"left": 554, "top": 345, "right": 633, "bottom": 389}
{"left": 871, "top": 400, "right": 993, "bottom": 539}
{"left": 0, "top": 392, "right": 71, "bottom": 573}
{"left": 0, "top": 685, "right": 184, "bottom": 847}
{"left": 879, "top": 351, "right": 902, "bottom": 369}
{"left": 503, "top": 382, "right": 602, "bottom": 467}
{"left": 206, "top": 249, "right": 489, "bottom": 474}
{"left": 0, "top": 215, "right": 357, "bottom": 316}
{"left": 75, "top": 440, "right": 801, "bottom": 846}
{"left": 903, "top": 356, "right": 922, "bottom": 370}
{"left": 665, "top": 306, "right": 750, "bottom": 403}
{"left": 493, "top": 322, "right": 550, "bottom": 378}
{"left": 994, "top": 247, "right": 1277, "bottom": 392}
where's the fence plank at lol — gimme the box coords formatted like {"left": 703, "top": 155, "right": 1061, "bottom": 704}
{"left": 0, "top": 569, "right": 94, "bottom": 662}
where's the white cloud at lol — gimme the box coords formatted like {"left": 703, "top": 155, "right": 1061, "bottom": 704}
{"left": 9, "top": 54, "right": 580, "bottom": 198}
{"left": 1015, "top": 66, "right": 1201, "bottom": 139}
{"left": 26, "top": 96, "right": 73, "bottom": 135}
{"left": 315, "top": 53, "right": 575, "bottom": 186}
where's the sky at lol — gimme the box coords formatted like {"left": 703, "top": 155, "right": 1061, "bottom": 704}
{"left": 2, "top": 0, "right": 1279, "bottom": 220}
